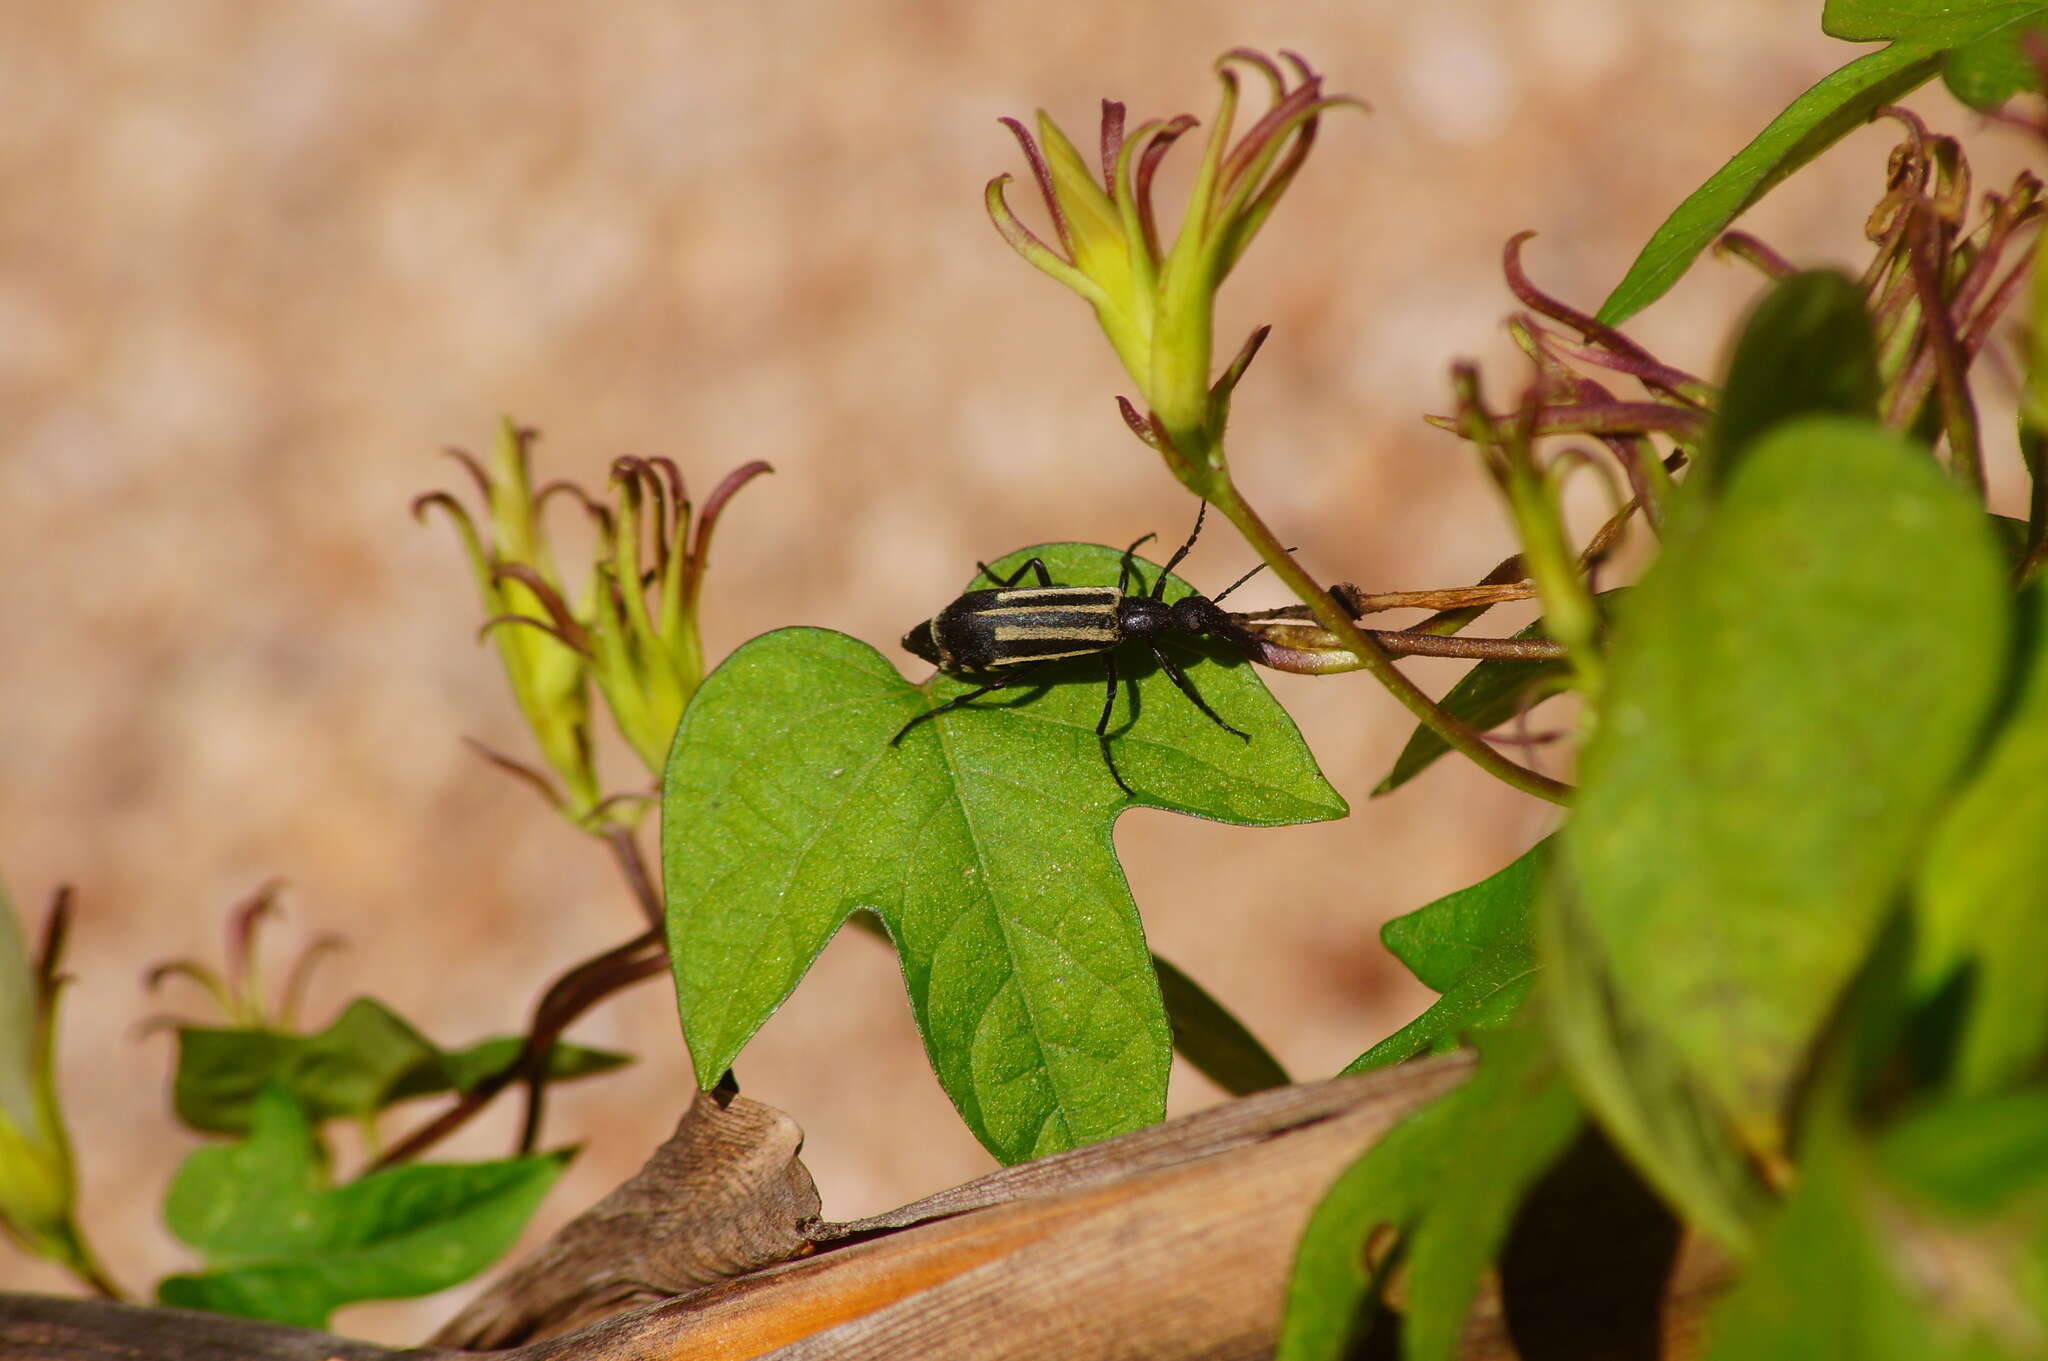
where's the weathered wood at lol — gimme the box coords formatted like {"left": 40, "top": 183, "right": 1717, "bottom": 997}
{"left": 520, "top": 1062, "right": 1475, "bottom": 1360}
{"left": 431, "top": 1088, "right": 820, "bottom": 1347}
{"left": 0, "top": 1296, "right": 436, "bottom": 1361}
{"left": 0, "top": 1057, "right": 1727, "bottom": 1361}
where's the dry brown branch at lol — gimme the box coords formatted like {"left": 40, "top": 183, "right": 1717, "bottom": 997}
{"left": 1, "top": 1058, "right": 1728, "bottom": 1361}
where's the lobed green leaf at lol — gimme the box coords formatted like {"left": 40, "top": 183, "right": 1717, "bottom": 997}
{"left": 663, "top": 541, "right": 1343, "bottom": 1164}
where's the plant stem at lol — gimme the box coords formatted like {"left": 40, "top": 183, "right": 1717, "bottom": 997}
{"left": 371, "top": 926, "right": 666, "bottom": 1168}
{"left": 604, "top": 825, "right": 664, "bottom": 929}
{"left": 1206, "top": 480, "right": 1571, "bottom": 804}
{"left": 1239, "top": 626, "right": 1564, "bottom": 672}
{"left": 56, "top": 1223, "right": 124, "bottom": 1302}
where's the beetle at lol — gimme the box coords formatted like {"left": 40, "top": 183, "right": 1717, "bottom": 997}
{"left": 892, "top": 503, "right": 1270, "bottom": 795}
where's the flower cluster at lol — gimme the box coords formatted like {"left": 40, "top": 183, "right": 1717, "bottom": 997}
{"left": 988, "top": 50, "right": 1357, "bottom": 491}
{"left": 417, "top": 422, "right": 769, "bottom": 827}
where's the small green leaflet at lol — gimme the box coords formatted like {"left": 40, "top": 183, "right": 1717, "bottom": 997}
{"left": 1598, "top": 3, "right": 2046, "bottom": 326}
{"left": 1344, "top": 839, "right": 1545, "bottom": 1073}
{"left": 664, "top": 541, "right": 1344, "bottom": 1164}
{"left": 173, "top": 996, "right": 629, "bottom": 1134}
{"left": 159, "top": 1084, "right": 566, "bottom": 1329}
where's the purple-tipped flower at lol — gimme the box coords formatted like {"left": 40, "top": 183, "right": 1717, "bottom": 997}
{"left": 417, "top": 422, "right": 771, "bottom": 823}
{"left": 988, "top": 51, "right": 1359, "bottom": 488}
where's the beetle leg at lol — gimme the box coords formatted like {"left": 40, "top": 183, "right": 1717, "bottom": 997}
{"left": 1150, "top": 643, "right": 1249, "bottom": 740}
{"left": 1096, "top": 653, "right": 1134, "bottom": 796}
{"left": 892, "top": 664, "right": 1049, "bottom": 744}
{"left": 976, "top": 557, "right": 1054, "bottom": 589}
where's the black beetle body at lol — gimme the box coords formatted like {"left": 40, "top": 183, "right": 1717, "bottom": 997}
{"left": 893, "top": 504, "right": 1263, "bottom": 795}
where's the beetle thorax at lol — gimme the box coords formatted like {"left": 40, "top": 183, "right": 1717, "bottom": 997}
{"left": 1117, "top": 595, "right": 1174, "bottom": 638}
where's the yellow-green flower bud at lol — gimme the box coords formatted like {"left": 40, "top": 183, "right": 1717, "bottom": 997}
{"left": 418, "top": 426, "right": 769, "bottom": 825}
{"left": 417, "top": 421, "right": 602, "bottom": 825}
{"left": 987, "top": 51, "right": 1358, "bottom": 491}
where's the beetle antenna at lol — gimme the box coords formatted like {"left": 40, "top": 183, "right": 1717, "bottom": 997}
{"left": 1153, "top": 502, "right": 1209, "bottom": 598}
{"left": 1211, "top": 547, "right": 1296, "bottom": 604}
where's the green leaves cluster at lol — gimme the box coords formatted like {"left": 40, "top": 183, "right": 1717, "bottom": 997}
{"left": 172, "top": 996, "right": 628, "bottom": 1135}
{"left": 662, "top": 541, "right": 1342, "bottom": 1164}
{"left": 155, "top": 996, "right": 620, "bottom": 1326}
{"left": 1283, "top": 253, "right": 2048, "bottom": 1355}
{"left": 160, "top": 1085, "right": 566, "bottom": 1329}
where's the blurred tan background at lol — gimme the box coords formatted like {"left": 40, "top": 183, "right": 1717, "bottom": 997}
{"left": 1, "top": 0, "right": 2031, "bottom": 1341}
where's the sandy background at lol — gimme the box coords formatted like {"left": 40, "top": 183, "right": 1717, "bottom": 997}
{"left": 1, "top": 0, "right": 2032, "bottom": 1341}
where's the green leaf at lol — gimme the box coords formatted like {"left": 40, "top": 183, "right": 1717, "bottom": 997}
{"left": 1913, "top": 581, "right": 2048, "bottom": 1096}
{"left": 1276, "top": 1078, "right": 1463, "bottom": 1361}
{"left": 1708, "top": 1097, "right": 2048, "bottom": 1360}
{"left": 1825, "top": 0, "right": 2048, "bottom": 108}
{"left": 1152, "top": 954, "right": 1290, "bottom": 1096}
{"left": 1704, "top": 1138, "right": 1955, "bottom": 1360}
{"left": 663, "top": 541, "right": 1344, "bottom": 1164}
{"left": 1596, "top": 43, "right": 1942, "bottom": 326}
{"left": 1279, "top": 1024, "right": 1580, "bottom": 1361}
{"left": 0, "top": 878, "right": 80, "bottom": 1267}
{"left": 1343, "top": 840, "right": 1545, "bottom": 1073}
{"left": 175, "top": 998, "right": 628, "bottom": 1133}
{"left": 159, "top": 1084, "right": 566, "bottom": 1329}
{"left": 174, "top": 999, "right": 432, "bottom": 1134}
{"left": 1565, "top": 417, "right": 2009, "bottom": 1162}
{"left": 1880, "top": 1089, "right": 2048, "bottom": 1217}
{"left": 1399, "top": 1027, "right": 1580, "bottom": 1361}
{"left": 385, "top": 1036, "right": 631, "bottom": 1103}
{"left": 1709, "top": 271, "right": 1881, "bottom": 487}
{"left": 1541, "top": 870, "right": 1771, "bottom": 1254}
{"left": 1603, "top": 4, "right": 2048, "bottom": 323}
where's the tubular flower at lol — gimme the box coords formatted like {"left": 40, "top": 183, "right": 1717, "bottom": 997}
{"left": 416, "top": 422, "right": 771, "bottom": 823}
{"left": 578, "top": 455, "right": 773, "bottom": 775}
{"left": 987, "top": 50, "right": 1359, "bottom": 490}
{"left": 415, "top": 421, "right": 602, "bottom": 823}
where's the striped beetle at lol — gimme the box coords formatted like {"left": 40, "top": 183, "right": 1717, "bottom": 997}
{"left": 893, "top": 504, "right": 1269, "bottom": 795}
